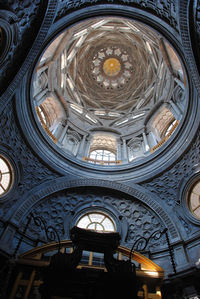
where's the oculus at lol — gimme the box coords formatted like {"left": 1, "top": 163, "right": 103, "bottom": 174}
{"left": 0, "top": 155, "right": 13, "bottom": 197}
{"left": 188, "top": 180, "right": 200, "bottom": 220}
{"left": 103, "top": 57, "right": 121, "bottom": 77}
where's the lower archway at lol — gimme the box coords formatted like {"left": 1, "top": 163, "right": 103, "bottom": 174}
{"left": 9, "top": 234, "right": 164, "bottom": 299}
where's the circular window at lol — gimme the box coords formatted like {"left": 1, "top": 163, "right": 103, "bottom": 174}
{"left": 188, "top": 180, "right": 200, "bottom": 219}
{"left": 0, "top": 155, "right": 13, "bottom": 196}
{"left": 76, "top": 212, "right": 116, "bottom": 232}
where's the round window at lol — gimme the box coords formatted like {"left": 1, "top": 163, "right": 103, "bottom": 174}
{"left": 76, "top": 212, "right": 116, "bottom": 232}
{"left": 0, "top": 155, "right": 13, "bottom": 196}
{"left": 188, "top": 180, "right": 200, "bottom": 219}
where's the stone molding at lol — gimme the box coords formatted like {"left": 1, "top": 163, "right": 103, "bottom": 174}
{"left": 0, "top": 0, "right": 58, "bottom": 114}
{"left": 179, "top": 0, "right": 200, "bottom": 95}
{"left": 11, "top": 177, "right": 180, "bottom": 240}
{"left": 56, "top": 0, "right": 179, "bottom": 32}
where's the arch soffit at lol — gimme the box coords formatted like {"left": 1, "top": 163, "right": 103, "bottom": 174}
{"left": 11, "top": 177, "right": 180, "bottom": 241}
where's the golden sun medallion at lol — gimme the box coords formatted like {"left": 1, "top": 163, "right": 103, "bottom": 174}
{"left": 103, "top": 58, "right": 121, "bottom": 77}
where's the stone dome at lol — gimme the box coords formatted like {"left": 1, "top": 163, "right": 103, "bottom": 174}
{"left": 32, "top": 16, "right": 187, "bottom": 166}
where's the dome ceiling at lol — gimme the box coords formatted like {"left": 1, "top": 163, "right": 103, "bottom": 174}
{"left": 64, "top": 18, "right": 158, "bottom": 120}
{"left": 32, "top": 17, "right": 187, "bottom": 166}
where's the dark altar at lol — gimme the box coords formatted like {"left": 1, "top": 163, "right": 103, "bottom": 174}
{"left": 40, "top": 226, "right": 139, "bottom": 299}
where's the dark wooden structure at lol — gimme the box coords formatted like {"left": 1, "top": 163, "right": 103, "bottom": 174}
{"left": 7, "top": 227, "right": 164, "bottom": 299}
{"left": 40, "top": 226, "right": 139, "bottom": 299}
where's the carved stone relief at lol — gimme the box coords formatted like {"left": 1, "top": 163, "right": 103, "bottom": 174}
{"left": 196, "top": 1, "right": 200, "bottom": 41}
{"left": 0, "top": 0, "right": 41, "bottom": 93}
{"left": 141, "top": 129, "right": 200, "bottom": 207}
{"left": 193, "top": 0, "right": 200, "bottom": 74}
{"left": 56, "top": 0, "right": 178, "bottom": 31}
{"left": 23, "top": 188, "right": 166, "bottom": 252}
{"left": 141, "top": 129, "right": 200, "bottom": 235}
{"left": 0, "top": 0, "right": 41, "bottom": 35}
{"left": 108, "top": 194, "right": 166, "bottom": 250}
{"left": 0, "top": 101, "right": 59, "bottom": 219}
{"left": 179, "top": 0, "right": 200, "bottom": 96}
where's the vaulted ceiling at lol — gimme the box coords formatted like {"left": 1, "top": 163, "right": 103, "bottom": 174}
{"left": 33, "top": 16, "right": 186, "bottom": 163}
{"left": 37, "top": 17, "right": 184, "bottom": 133}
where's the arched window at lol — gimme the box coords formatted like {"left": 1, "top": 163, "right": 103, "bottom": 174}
{"left": 188, "top": 180, "right": 200, "bottom": 219}
{"left": 165, "top": 120, "right": 178, "bottom": 137}
{"left": 89, "top": 149, "right": 116, "bottom": 164}
{"left": 88, "top": 134, "right": 117, "bottom": 164}
{"left": 39, "top": 97, "right": 66, "bottom": 129}
{"left": 151, "top": 107, "right": 176, "bottom": 141}
{"left": 76, "top": 212, "right": 116, "bottom": 232}
{"left": 0, "top": 155, "right": 13, "bottom": 196}
{"left": 37, "top": 106, "right": 48, "bottom": 125}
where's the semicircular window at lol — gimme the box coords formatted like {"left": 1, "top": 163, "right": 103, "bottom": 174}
{"left": 31, "top": 16, "right": 188, "bottom": 167}
{"left": 0, "top": 155, "right": 13, "bottom": 197}
{"left": 188, "top": 180, "right": 200, "bottom": 220}
{"left": 76, "top": 212, "right": 116, "bottom": 232}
